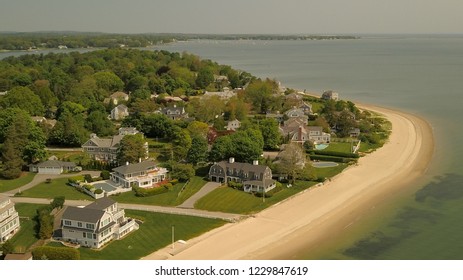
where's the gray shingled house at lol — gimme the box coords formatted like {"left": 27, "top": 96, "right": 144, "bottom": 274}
{"left": 208, "top": 158, "right": 276, "bottom": 193}
{"left": 58, "top": 197, "right": 138, "bottom": 248}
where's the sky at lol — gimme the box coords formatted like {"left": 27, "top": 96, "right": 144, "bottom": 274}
{"left": 1, "top": 0, "right": 463, "bottom": 34}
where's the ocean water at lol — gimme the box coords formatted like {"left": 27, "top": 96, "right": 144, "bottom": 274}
{"left": 153, "top": 36, "right": 463, "bottom": 259}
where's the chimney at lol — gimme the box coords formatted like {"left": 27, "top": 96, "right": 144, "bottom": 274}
{"left": 229, "top": 157, "right": 235, "bottom": 164}
{"left": 253, "top": 160, "right": 259, "bottom": 166}
{"left": 126, "top": 161, "right": 129, "bottom": 166}
{"left": 298, "top": 126, "right": 303, "bottom": 141}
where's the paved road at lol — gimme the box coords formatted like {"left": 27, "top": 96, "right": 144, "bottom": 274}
{"left": 10, "top": 197, "right": 245, "bottom": 222}
{"left": 177, "top": 182, "right": 221, "bottom": 209}
{"left": 2, "top": 171, "right": 101, "bottom": 197}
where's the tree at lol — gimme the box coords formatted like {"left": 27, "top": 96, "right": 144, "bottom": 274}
{"left": 1, "top": 138, "right": 23, "bottom": 179}
{"left": 93, "top": 71, "right": 124, "bottom": 92}
{"left": 186, "top": 135, "right": 208, "bottom": 165}
{"left": 0, "top": 86, "right": 45, "bottom": 116}
{"left": 171, "top": 127, "right": 192, "bottom": 161}
{"left": 85, "top": 110, "right": 116, "bottom": 136}
{"left": 51, "top": 196, "right": 65, "bottom": 209}
{"left": 276, "top": 143, "right": 307, "bottom": 183}
{"left": 244, "top": 79, "right": 278, "bottom": 113}
{"left": 209, "top": 135, "right": 233, "bottom": 162}
{"left": 0, "top": 240, "right": 14, "bottom": 255}
{"left": 170, "top": 163, "right": 195, "bottom": 182}
{"left": 231, "top": 129, "right": 264, "bottom": 163}
{"left": 195, "top": 67, "right": 214, "bottom": 89}
{"left": 186, "top": 121, "right": 209, "bottom": 139}
{"left": 259, "top": 118, "right": 281, "bottom": 150}
{"left": 116, "top": 134, "right": 147, "bottom": 164}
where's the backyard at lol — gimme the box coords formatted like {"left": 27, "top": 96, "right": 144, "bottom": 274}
{"left": 0, "top": 173, "right": 36, "bottom": 192}
{"left": 18, "top": 177, "right": 92, "bottom": 200}
{"left": 5, "top": 203, "right": 42, "bottom": 253}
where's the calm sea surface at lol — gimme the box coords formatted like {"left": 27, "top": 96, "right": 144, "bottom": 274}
{"left": 2, "top": 36, "right": 463, "bottom": 259}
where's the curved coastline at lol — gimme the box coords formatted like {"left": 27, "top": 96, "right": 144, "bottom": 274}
{"left": 142, "top": 105, "right": 435, "bottom": 260}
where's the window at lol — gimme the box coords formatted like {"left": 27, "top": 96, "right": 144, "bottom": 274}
{"left": 86, "top": 223, "right": 95, "bottom": 230}
{"left": 77, "top": 222, "right": 82, "bottom": 228}
{"left": 83, "top": 232, "right": 86, "bottom": 238}
{"left": 64, "top": 220, "right": 71, "bottom": 226}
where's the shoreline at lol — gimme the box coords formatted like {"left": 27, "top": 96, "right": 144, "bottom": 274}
{"left": 142, "top": 104, "right": 435, "bottom": 260}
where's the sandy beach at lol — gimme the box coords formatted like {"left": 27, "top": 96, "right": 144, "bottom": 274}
{"left": 143, "top": 104, "right": 434, "bottom": 260}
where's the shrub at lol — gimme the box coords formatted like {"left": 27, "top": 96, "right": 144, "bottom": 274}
{"left": 169, "top": 179, "right": 179, "bottom": 184}
{"left": 51, "top": 196, "right": 65, "bottom": 209}
{"left": 228, "top": 181, "right": 244, "bottom": 191}
{"left": 170, "top": 163, "right": 195, "bottom": 182}
{"left": 32, "top": 246, "right": 80, "bottom": 260}
{"left": 94, "top": 189, "right": 103, "bottom": 195}
{"left": 310, "top": 155, "right": 356, "bottom": 163}
{"left": 313, "top": 150, "right": 359, "bottom": 158}
{"left": 132, "top": 185, "right": 171, "bottom": 197}
{"left": 84, "top": 174, "right": 93, "bottom": 183}
{"left": 100, "top": 170, "right": 110, "bottom": 180}
{"left": 83, "top": 184, "right": 93, "bottom": 191}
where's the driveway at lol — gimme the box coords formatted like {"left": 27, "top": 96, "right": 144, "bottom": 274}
{"left": 177, "top": 182, "right": 221, "bottom": 209}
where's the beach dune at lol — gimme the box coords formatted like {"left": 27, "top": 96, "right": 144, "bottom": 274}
{"left": 143, "top": 105, "right": 434, "bottom": 260}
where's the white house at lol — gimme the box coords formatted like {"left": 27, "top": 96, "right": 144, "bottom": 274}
{"left": 0, "top": 195, "right": 20, "bottom": 243}
{"left": 110, "top": 104, "right": 129, "bottom": 120}
{"left": 29, "top": 160, "right": 78, "bottom": 175}
{"left": 59, "top": 197, "right": 138, "bottom": 249}
{"left": 110, "top": 161, "right": 168, "bottom": 189}
{"left": 225, "top": 119, "right": 241, "bottom": 131}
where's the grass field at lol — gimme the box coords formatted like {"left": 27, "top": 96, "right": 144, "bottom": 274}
{"left": 314, "top": 163, "right": 350, "bottom": 179}
{"left": 195, "top": 181, "right": 316, "bottom": 214}
{"left": 19, "top": 177, "right": 92, "bottom": 201}
{"left": 323, "top": 142, "right": 354, "bottom": 153}
{"left": 78, "top": 210, "right": 226, "bottom": 260}
{"left": 6, "top": 203, "right": 41, "bottom": 253}
{"left": 0, "top": 173, "right": 36, "bottom": 192}
{"left": 112, "top": 176, "right": 206, "bottom": 206}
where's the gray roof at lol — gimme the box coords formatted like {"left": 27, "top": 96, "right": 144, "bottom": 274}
{"left": 61, "top": 206, "right": 105, "bottom": 223}
{"left": 214, "top": 161, "right": 268, "bottom": 175}
{"left": 82, "top": 134, "right": 124, "bottom": 148}
{"left": 112, "top": 160, "right": 157, "bottom": 175}
{"left": 0, "top": 196, "right": 14, "bottom": 218}
{"left": 0, "top": 194, "right": 10, "bottom": 205}
{"left": 35, "top": 160, "right": 76, "bottom": 168}
{"left": 85, "top": 197, "right": 116, "bottom": 211}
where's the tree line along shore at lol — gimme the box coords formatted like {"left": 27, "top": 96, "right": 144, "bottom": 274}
{"left": 0, "top": 32, "right": 359, "bottom": 51}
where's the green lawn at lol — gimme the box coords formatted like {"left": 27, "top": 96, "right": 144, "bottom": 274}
{"left": 323, "top": 142, "right": 354, "bottom": 153}
{"left": 113, "top": 176, "right": 206, "bottom": 206}
{"left": 313, "top": 163, "right": 349, "bottom": 179}
{"left": 195, "top": 181, "right": 316, "bottom": 214}
{"left": 78, "top": 210, "right": 226, "bottom": 260}
{"left": 7, "top": 203, "right": 41, "bottom": 253}
{"left": 19, "top": 177, "right": 92, "bottom": 200}
{"left": 0, "top": 173, "right": 36, "bottom": 193}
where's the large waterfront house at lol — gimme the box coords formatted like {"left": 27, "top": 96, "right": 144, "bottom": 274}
{"left": 82, "top": 131, "right": 148, "bottom": 163}
{"left": 59, "top": 197, "right": 138, "bottom": 249}
{"left": 29, "top": 160, "right": 78, "bottom": 175}
{"left": 0, "top": 195, "right": 20, "bottom": 243}
{"left": 110, "top": 160, "right": 168, "bottom": 189}
{"left": 209, "top": 158, "right": 276, "bottom": 193}
{"left": 110, "top": 104, "right": 129, "bottom": 120}
{"left": 82, "top": 134, "right": 124, "bottom": 163}
{"left": 280, "top": 118, "right": 331, "bottom": 144}
{"left": 321, "top": 90, "right": 339, "bottom": 101}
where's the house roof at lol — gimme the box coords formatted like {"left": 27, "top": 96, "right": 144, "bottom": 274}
{"left": 112, "top": 160, "right": 157, "bottom": 175}
{"left": 61, "top": 206, "right": 105, "bottom": 223}
{"left": 34, "top": 160, "right": 76, "bottom": 168}
{"left": 111, "top": 91, "right": 129, "bottom": 99}
{"left": 0, "top": 196, "right": 14, "bottom": 217}
{"left": 0, "top": 194, "right": 10, "bottom": 206}
{"left": 83, "top": 135, "right": 124, "bottom": 148}
{"left": 213, "top": 161, "right": 268, "bottom": 175}
{"left": 85, "top": 197, "right": 116, "bottom": 211}
{"left": 114, "top": 104, "right": 128, "bottom": 111}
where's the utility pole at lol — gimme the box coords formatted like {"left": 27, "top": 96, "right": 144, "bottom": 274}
{"left": 171, "top": 225, "right": 175, "bottom": 250}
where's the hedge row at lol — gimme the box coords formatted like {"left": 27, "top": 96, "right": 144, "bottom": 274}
{"left": 32, "top": 246, "right": 80, "bottom": 260}
{"left": 312, "top": 150, "right": 359, "bottom": 158}
{"left": 310, "top": 155, "right": 356, "bottom": 163}
{"left": 133, "top": 184, "right": 172, "bottom": 197}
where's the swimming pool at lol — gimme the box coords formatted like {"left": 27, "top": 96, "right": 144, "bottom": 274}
{"left": 315, "top": 144, "right": 329, "bottom": 150}
{"left": 93, "top": 182, "right": 117, "bottom": 192}
{"left": 312, "top": 161, "right": 339, "bottom": 168}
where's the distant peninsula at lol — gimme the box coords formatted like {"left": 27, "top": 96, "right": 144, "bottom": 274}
{"left": 0, "top": 32, "right": 359, "bottom": 51}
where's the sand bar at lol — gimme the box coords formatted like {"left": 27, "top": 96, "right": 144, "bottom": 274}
{"left": 143, "top": 105, "right": 434, "bottom": 260}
